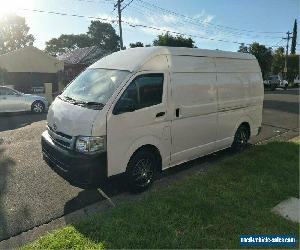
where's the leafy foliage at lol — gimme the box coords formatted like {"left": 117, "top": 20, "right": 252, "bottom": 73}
{"left": 45, "top": 21, "right": 120, "bottom": 56}
{"left": 248, "top": 42, "right": 273, "bottom": 79}
{"left": 153, "top": 32, "right": 196, "bottom": 48}
{"left": 129, "top": 42, "right": 144, "bottom": 48}
{"left": 271, "top": 47, "right": 285, "bottom": 75}
{"left": 45, "top": 34, "right": 93, "bottom": 56}
{"left": 287, "top": 54, "right": 299, "bottom": 82}
{"left": 87, "top": 21, "right": 120, "bottom": 52}
{"left": 237, "top": 43, "right": 248, "bottom": 53}
{"left": 291, "top": 19, "right": 297, "bottom": 55}
{"left": 0, "top": 14, "right": 34, "bottom": 55}
{"left": 237, "top": 42, "right": 273, "bottom": 79}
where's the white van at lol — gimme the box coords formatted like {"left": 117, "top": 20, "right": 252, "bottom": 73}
{"left": 41, "top": 47, "right": 263, "bottom": 191}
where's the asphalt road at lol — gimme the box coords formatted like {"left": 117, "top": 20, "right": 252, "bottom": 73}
{"left": 0, "top": 88, "right": 299, "bottom": 242}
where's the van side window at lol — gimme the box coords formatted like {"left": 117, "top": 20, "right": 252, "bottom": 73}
{"left": 135, "top": 74, "right": 164, "bottom": 109}
{"left": 115, "top": 73, "right": 164, "bottom": 114}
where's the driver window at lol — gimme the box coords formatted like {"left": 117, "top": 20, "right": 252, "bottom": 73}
{"left": 117, "top": 73, "right": 164, "bottom": 112}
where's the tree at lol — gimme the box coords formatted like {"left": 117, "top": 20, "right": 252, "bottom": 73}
{"left": 153, "top": 32, "right": 196, "bottom": 48}
{"left": 287, "top": 54, "right": 299, "bottom": 82}
{"left": 239, "top": 42, "right": 273, "bottom": 79}
{"left": 291, "top": 19, "right": 297, "bottom": 54}
{"left": 45, "top": 34, "right": 92, "bottom": 56}
{"left": 45, "top": 21, "right": 119, "bottom": 56}
{"left": 238, "top": 43, "right": 248, "bottom": 53}
{"left": 87, "top": 21, "right": 120, "bottom": 52}
{"left": 0, "top": 14, "right": 34, "bottom": 55}
{"left": 272, "top": 47, "right": 285, "bottom": 74}
{"left": 129, "top": 42, "right": 144, "bottom": 48}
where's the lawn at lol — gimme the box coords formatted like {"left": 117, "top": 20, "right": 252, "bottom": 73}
{"left": 24, "top": 140, "right": 299, "bottom": 249}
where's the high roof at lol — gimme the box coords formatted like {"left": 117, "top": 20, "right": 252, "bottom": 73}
{"left": 89, "top": 46, "right": 256, "bottom": 72}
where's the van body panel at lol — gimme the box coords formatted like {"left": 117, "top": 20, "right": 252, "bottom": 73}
{"left": 42, "top": 47, "right": 263, "bottom": 188}
{"left": 106, "top": 70, "right": 171, "bottom": 177}
{"left": 47, "top": 98, "right": 99, "bottom": 136}
{"left": 215, "top": 57, "right": 263, "bottom": 149}
{"left": 169, "top": 64, "right": 218, "bottom": 165}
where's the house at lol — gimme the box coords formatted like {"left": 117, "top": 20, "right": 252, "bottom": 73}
{"left": 0, "top": 46, "right": 64, "bottom": 94}
{"left": 57, "top": 46, "right": 108, "bottom": 83}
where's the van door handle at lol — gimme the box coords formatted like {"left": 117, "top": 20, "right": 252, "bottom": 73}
{"left": 175, "top": 108, "right": 180, "bottom": 117}
{"left": 156, "top": 111, "right": 165, "bottom": 117}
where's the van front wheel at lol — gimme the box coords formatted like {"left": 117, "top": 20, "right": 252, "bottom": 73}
{"left": 126, "top": 149, "right": 156, "bottom": 192}
{"left": 231, "top": 125, "right": 249, "bottom": 152}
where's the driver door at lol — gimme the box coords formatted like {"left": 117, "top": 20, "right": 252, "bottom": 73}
{"left": 106, "top": 72, "right": 171, "bottom": 177}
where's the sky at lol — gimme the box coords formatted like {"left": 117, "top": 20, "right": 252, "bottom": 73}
{"left": 0, "top": 0, "right": 299, "bottom": 52}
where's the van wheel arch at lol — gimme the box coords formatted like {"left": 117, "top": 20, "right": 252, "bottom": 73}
{"left": 240, "top": 122, "right": 251, "bottom": 138}
{"left": 125, "top": 144, "right": 162, "bottom": 191}
{"left": 232, "top": 122, "right": 251, "bottom": 152}
{"left": 128, "top": 145, "right": 162, "bottom": 173}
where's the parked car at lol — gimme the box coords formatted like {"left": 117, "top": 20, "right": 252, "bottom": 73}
{"left": 41, "top": 47, "right": 263, "bottom": 191}
{"left": 0, "top": 86, "right": 48, "bottom": 113}
{"left": 264, "top": 75, "right": 288, "bottom": 90}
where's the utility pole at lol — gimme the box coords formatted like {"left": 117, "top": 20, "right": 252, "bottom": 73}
{"left": 115, "top": 0, "right": 124, "bottom": 50}
{"left": 283, "top": 31, "right": 293, "bottom": 79}
{"left": 114, "top": 0, "right": 134, "bottom": 50}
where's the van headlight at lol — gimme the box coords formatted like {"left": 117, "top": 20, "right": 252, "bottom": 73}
{"left": 75, "top": 136, "right": 106, "bottom": 154}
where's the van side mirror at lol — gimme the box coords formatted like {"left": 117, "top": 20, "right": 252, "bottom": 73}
{"left": 113, "top": 98, "right": 136, "bottom": 115}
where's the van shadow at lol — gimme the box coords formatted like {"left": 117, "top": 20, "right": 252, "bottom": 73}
{"left": 63, "top": 147, "right": 234, "bottom": 225}
{"left": 0, "top": 147, "right": 14, "bottom": 241}
{"left": 0, "top": 112, "right": 47, "bottom": 132}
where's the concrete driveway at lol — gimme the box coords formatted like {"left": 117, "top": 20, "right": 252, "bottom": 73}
{"left": 0, "top": 88, "right": 299, "bottom": 242}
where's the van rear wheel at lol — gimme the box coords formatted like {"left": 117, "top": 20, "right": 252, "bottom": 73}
{"left": 126, "top": 149, "right": 157, "bottom": 192}
{"left": 231, "top": 125, "right": 249, "bottom": 152}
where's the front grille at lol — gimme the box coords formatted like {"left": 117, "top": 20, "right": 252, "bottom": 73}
{"left": 47, "top": 125, "right": 74, "bottom": 149}
{"left": 48, "top": 126, "right": 72, "bottom": 140}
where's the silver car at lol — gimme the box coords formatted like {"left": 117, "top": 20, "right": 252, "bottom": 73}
{"left": 0, "top": 86, "right": 48, "bottom": 113}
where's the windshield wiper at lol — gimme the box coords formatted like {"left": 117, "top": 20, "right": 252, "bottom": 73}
{"left": 62, "top": 95, "right": 77, "bottom": 103}
{"left": 74, "top": 101, "right": 105, "bottom": 110}
{"left": 61, "top": 96, "right": 104, "bottom": 109}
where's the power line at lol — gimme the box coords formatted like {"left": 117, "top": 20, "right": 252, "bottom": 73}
{"left": 131, "top": 2, "right": 283, "bottom": 40}
{"left": 18, "top": 7, "right": 283, "bottom": 48}
{"left": 121, "top": 0, "right": 135, "bottom": 11}
{"left": 136, "top": 0, "right": 285, "bottom": 35}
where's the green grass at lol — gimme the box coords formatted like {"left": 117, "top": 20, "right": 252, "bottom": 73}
{"left": 24, "top": 141, "right": 299, "bottom": 249}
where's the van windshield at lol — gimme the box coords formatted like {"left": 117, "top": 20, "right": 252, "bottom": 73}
{"left": 62, "top": 68, "right": 130, "bottom": 108}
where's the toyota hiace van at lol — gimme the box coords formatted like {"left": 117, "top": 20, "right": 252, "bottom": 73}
{"left": 41, "top": 47, "right": 263, "bottom": 191}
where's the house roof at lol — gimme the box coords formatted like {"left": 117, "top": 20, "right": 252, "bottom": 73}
{"left": 57, "top": 46, "right": 107, "bottom": 65}
{"left": 0, "top": 46, "right": 64, "bottom": 73}
{"left": 90, "top": 46, "right": 256, "bottom": 72}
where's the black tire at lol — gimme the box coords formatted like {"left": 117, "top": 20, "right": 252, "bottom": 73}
{"left": 231, "top": 125, "right": 249, "bottom": 152}
{"left": 284, "top": 85, "right": 288, "bottom": 90}
{"left": 31, "top": 101, "right": 45, "bottom": 113}
{"left": 270, "top": 85, "right": 276, "bottom": 91}
{"left": 126, "top": 149, "right": 158, "bottom": 192}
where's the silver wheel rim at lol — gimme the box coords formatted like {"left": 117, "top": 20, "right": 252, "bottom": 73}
{"left": 33, "top": 102, "right": 43, "bottom": 113}
{"left": 132, "top": 158, "right": 153, "bottom": 188}
{"left": 237, "top": 129, "right": 248, "bottom": 148}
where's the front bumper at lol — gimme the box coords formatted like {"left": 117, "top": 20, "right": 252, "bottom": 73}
{"left": 41, "top": 131, "right": 107, "bottom": 189}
